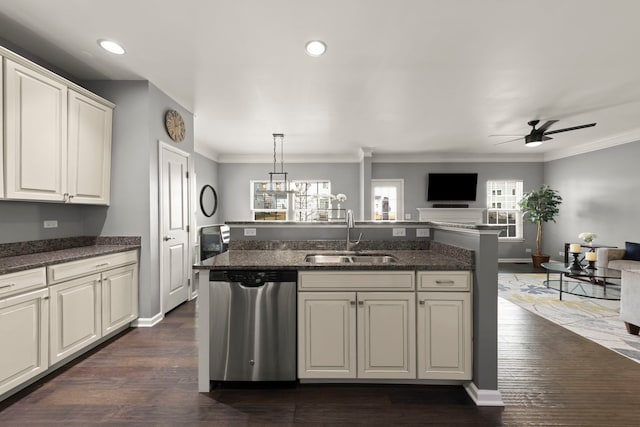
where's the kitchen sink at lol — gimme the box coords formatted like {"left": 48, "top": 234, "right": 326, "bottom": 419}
{"left": 304, "top": 253, "right": 397, "bottom": 264}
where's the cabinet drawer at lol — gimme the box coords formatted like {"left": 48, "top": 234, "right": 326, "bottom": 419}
{"left": 47, "top": 250, "right": 137, "bottom": 284}
{"left": 0, "top": 268, "right": 47, "bottom": 298}
{"left": 298, "top": 271, "right": 415, "bottom": 291}
{"left": 417, "top": 271, "right": 471, "bottom": 291}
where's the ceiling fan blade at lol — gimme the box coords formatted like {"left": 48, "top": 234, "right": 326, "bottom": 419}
{"left": 544, "top": 123, "right": 596, "bottom": 135}
{"left": 494, "top": 136, "right": 523, "bottom": 145}
{"left": 489, "top": 134, "right": 525, "bottom": 137}
{"left": 536, "top": 120, "right": 559, "bottom": 133}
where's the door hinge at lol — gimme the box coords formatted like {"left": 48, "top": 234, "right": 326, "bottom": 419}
{"left": 186, "top": 225, "right": 190, "bottom": 232}
{"left": 186, "top": 171, "right": 190, "bottom": 179}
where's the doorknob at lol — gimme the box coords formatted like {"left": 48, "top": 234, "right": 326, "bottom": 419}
{"left": 163, "top": 236, "right": 175, "bottom": 241}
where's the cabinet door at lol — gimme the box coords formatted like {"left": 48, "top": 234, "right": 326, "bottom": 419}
{"left": 4, "top": 59, "right": 67, "bottom": 201}
{"left": 417, "top": 292, "right": 472, "bottom": 380}
{"left": 67, "top": 89, "right": 112, "bottom": 205}
{"left": 357, "top": 292, "right": 416, "bottom": 379}
{"left": 49, "top": 274, "right": 101, "bottom": 364}
{"left": 101, "top": 264, "right": 138, "bottom": 335}
{"left": 0, "top": 288, "right": 49, "bottom": 395}
{"left": 298, "top": 292, "right": 357, "bottom": 379}
{"left": 0, "top": 54, "right": 4, "bottom": 199}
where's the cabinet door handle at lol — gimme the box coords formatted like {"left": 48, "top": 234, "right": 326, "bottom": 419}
{"left": 349, "top": 300, "right": 356, "bottom": 306}
{"left": 0, "top": 283, "right": 15, "bottom": 290}
{"left": 358, "top": 300, "right": 364, "bottom": 306}
{"left": 419, "top": 300, "right": 425, "bottom": 305}
{"left": 163, "top": 236, "right": 175, "bottom": 241}
{"left": 435, "top": 280, "right": 455, "bottom": 285}
{"left": 95, "top": 262, "right": 110, "bottom": 268}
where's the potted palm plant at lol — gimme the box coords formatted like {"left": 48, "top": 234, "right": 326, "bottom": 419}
{"left": 518, "top": 185, "right": 563, "bottom": 268}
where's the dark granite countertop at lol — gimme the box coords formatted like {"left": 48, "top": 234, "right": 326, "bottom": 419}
{"left": 194, "top": 249, "right": 472, "bottom": 271}
{"left": 0, "top": 237, "right": 141, "bottom": 275}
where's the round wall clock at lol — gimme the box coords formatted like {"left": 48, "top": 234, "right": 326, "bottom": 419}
{"left": 165, "top": 109, "right": 186, "bottom": 142}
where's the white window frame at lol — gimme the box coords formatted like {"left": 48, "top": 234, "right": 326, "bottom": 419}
{"left": 250, "top": 179, "right": 332, "bottom": 221}
{"left": 371, "top": 179, "right": 404, "bottom": 221}
{"left": 486, "top": 180, "right": 523, "bottom": 240}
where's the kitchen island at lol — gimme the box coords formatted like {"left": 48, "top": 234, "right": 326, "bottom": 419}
{"left": 194, "top": 221, "right": 503, "bottom": 406}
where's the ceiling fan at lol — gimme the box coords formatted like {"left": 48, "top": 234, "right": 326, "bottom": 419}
{"left": 493, "top": 119, "right": 597, "bottom": 147}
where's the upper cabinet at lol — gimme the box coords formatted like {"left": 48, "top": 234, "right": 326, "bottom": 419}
{"left": 4, "top": 59, "right": 68, "bottom": 202}
{"left": 0, "top": 54, "right": 4, "bottom": 199}
{"left": 67, "top": 90, "right": 112, "bottom": 205}
{"left": 1, "top": 47, "right": 114, "bottom": 205}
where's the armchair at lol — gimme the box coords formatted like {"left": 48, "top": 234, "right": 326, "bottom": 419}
{"left": 621, "top": 270, "right": 640, "bottom": 335}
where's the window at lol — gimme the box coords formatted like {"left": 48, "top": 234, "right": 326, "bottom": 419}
{"left": 250, "top": 179, "right": 331, "bottom": 221}
{"left": 486, "top": 180, "right": 523, "bottom": 239}
{"left": 371, "top": 179, "right": 404, "bottom": 221}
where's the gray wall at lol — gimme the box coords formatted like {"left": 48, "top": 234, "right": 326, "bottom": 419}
{"left": 373, "top": 162, "right": 544, "bottom": 259}
{"left": 194, "top": 153, "right": 221, "bottom": 227}
{"left": 84, "top": 80, "right": 199, "bottom": 319}
{"left": 544, "top": 140, "right": 640, "bottom": 259}
{"left": 218, "top": 163, "right": 360, "bottom": 221}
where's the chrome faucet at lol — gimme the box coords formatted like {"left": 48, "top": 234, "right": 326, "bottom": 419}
{"left": 345, "top": 209, "right": 362, "bottom": 251}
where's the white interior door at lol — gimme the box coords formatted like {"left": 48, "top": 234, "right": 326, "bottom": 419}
{"left": 160, "top": 143, "right": 190, "bottom": 313}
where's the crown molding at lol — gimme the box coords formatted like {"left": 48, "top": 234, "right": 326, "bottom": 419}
{"left": 194, "top": 141, "right": 220, "bottom": 162}
{"left": 217, "top": 153, "right": 362, "bottom": 163}
{"left": 370, "top": 152, "right": 544, "bottom": 163}
{"left": 543, "top": 129, "right": 640, "bottom": 161}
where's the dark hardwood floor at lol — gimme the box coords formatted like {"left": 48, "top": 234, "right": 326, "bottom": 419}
{"left": 2, "top": 279, "right": 640, "bottom": 426}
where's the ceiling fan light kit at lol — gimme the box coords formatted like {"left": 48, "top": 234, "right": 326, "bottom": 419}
{"left": 494, "top": 119, "right": 596, "bottom": 147}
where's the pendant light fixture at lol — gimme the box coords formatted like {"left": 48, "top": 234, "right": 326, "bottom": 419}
{"left": 265, "top": 133, "right": 296, "bottom": 193}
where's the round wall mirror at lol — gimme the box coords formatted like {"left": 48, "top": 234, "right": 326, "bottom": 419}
{"left": 200, "top": 185, "right": 218, "bottom": 217}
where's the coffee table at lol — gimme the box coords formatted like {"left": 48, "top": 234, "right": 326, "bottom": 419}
{"left": 541, "top": 261, "right": 621, "bottom": 300}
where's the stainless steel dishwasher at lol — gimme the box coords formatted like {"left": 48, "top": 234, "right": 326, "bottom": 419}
{"left": 209, "top": 270, "right": 297, "bottom": 383}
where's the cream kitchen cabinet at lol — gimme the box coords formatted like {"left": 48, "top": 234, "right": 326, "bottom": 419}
{"left": 67, "top": 89, "right": 112, "bottom": 205}
{"left": 4, "top": 58, "right": 68, "bottom": 202}
{"left": 297, "top": 292, "right": 356, "bottom": 378}
{"left": 0, "top": 53, "right": 4, "bottom": 199}
{"left": 297, "top": 271, "right": 416, "bottom": 380}
{"left": 48, "top": 250, "right": 138, "bottom": 364}
{"left": 48, "top": 273, "right": 102, "bottom": 364}
{"left": 416, "top": 271, "right": 472, "bottom": 380}
{"left": 2, "top": 49, "right": 114, "bottom": 205}
{"left": 0, "top": 268, "right": 49, "bottom": 396}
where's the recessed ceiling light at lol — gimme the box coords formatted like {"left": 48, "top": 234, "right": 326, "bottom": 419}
{"left": 98, "top": 39, "right": 125, "bottom": 55}
{"left": 305, "top": 40, "right": 326, "bottom": 57}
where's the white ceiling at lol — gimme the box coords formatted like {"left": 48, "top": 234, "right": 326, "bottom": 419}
{"left": 2, "top": 0, "right": 640, "bottom": 162}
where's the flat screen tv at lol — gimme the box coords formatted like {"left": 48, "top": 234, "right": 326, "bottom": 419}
{"left": 427, "top": 173, "right": 478, "bottom": 201}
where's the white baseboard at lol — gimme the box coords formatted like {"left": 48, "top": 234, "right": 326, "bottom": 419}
{"left": 464, "top": 382, "right": 504, "bottom": 406}
{"left": 131, "top": 312, "right": 164, "bottom": 327}
{"left": 499, "top": 257, "right": 531, "bottom": 263}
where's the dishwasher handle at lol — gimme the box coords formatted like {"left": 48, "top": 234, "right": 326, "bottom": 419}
{"left": 209, "top": 270, "right": 297, "bottom": 285}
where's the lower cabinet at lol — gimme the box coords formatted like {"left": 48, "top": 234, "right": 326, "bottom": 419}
{"left": 298, "top": 290, "right": 416, "bottom": 379}
{"left": 101, "top": 264, "right": 138, "bottom": 336}
{"left": 0, "top": 287, "right": 49, "bottom": 396}
{"left": 298, "top": 270, "right": 472, "bottom": 382}
{"left": 49, "top": 254, "right": 139, "bottom": 365}
{"left": 0, "top": 251, "right": 138, "bottom": 401}
{"left": 416, "top": 292, "right": 471, "bottom": 380}
{"left": 49, "top": 274, "right": 102, "bottom": 364}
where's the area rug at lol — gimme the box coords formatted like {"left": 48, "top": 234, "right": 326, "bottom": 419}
{"left": 498, "top": 273, "right": 640, "bottom": 364}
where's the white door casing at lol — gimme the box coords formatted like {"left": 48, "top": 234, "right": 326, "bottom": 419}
{"left": 159, "top": 142, "right": 191, "bottom": 314}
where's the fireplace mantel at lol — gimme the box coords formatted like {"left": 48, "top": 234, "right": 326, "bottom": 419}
{"left": 416, "top": 208, "right": 485, "bottom": 224}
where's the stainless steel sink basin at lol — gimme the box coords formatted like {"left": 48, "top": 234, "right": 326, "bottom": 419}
{"left": 304, "top": 253, "right": 397, "bottom": 264}
{"left": 350, "top": 255, "right": 397, "bottom": 264}
{"left": 304, "top": 255, "right": 354, "bottom": 264}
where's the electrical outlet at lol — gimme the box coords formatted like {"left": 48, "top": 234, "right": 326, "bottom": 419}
{"left": 559, "top": 251, "right": 564, "bottom": 256}
{"left": 392, "top": 228, "right": 406, "bottom": 237}
{"left": 525, "top": 248, "right": 532, "bottom": 253}
{"left": 416, "top": 228, "right": 429, "bottom": 237}
{"left": 405, "top": 213, "right": 411, "bottom": 220}
{"left": 43, "top": 220, "right": 58, "bottom": 229}
{"left": 244, "top": 228, "right": 257, "bottom": 236}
